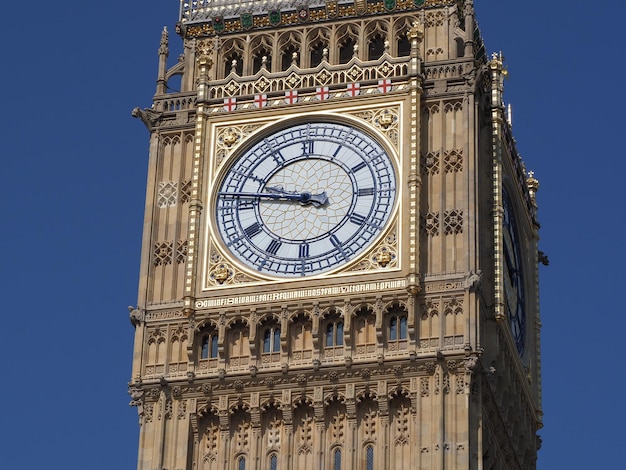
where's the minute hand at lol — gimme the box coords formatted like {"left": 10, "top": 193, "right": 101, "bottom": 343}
{"left": 218, "top": 191, "right": 328, "bottom": 206}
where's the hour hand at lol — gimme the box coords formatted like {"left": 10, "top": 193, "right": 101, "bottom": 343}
{"left": 218, "top": 188, "right": 328, "bottom": 206}
{"left": 266, "top": 187, "right": 328, "bottom": 206}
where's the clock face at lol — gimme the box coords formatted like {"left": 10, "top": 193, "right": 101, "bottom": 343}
{"left": 214, "top": 121, "right": 396, "bottom": 277}
{"left": 502, "top": 188, "right": 525, "bottom": 356}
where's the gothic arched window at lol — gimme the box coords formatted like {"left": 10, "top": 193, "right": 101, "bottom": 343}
{"left": 281, "top": 45, "right": 299, "bottom": 70}
{"left": 253, "top": 49, "right": 272, "bottom": 73}
{"left": 225, "top": 52, "right": 243, "bottom": 76}
{"left": 325, "top": 320, "right": 344, "bottom": 347}
{"left": 227, "top": 321, "right": 250, "bottom": 367}
{"left": 397, "top": 34, "right": 410, "bottom": 57}
{"left": 339, "top": 38, "right": 355, "bottom": 64}
{"left": 269, "top": 453, "right": 278, "bottom": 470}
{"left": 333, "top": 448, "right": 342, "bottom": 470}
{"left": 366, "top": 445, "right": 374, "bottom": 470}
{"left": 263, "top": 326, "right": 281, "bottom": 353}
{"left": 354, "top": 308, "right": 376, "bottom": 355}
{"left": 290, "top": 315, "right": 312, "bottom": 361}
{"left": 200, "top": 329, "right": 218, "bottom": 359}
{"left": 238, "top": 456, "right": 246, "bottom": 470}
{"left": 389, "top": 314, "right": 407, "bottom": 341}
{"left": 387, "top": 305, "right": 408, "bottom": 352}
{"left": 310, "top": 41, "right": 326, "bottom": 67}
{"left": 455, "top": 37, "right": 465, "bottom": 58}
{"left": 368, "top": 34, "right": 385, "bottom": 60}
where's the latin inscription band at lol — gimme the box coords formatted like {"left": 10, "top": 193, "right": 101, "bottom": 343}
{"left": 196, "top": 279, "right": 407, "bottom": 308}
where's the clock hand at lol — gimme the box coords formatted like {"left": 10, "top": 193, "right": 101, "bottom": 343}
{"left": 218, "top": 190, "right": 328, "bottom": 206}
{"left": 265, "top": 187, "right": 329, "bottom": 205}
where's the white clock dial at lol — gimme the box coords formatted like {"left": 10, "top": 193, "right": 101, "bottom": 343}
{"left": 214, "top": 121, "right": 396, "bottom": 277}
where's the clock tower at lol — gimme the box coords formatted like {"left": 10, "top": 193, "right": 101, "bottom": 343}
{"left": 129, "top": 1, "right": 543, "bottom": 469}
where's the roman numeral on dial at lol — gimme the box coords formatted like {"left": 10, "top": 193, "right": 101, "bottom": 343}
{"left": 350, "top": 213, "right": 367, "bottom": 225}
{"left": 244, "top": 222, "right": 262, "bottom": 238}
{"left": 266, "top": 239, "right": 282, "bottom": 255}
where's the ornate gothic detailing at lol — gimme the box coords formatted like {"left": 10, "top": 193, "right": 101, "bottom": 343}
{"left": 181, "top": 1, "right": 454, "bottom": 34}
{"left": 423, "top": 63, "right": 470, "bottom": 81}
{"left": 131, "top": 107, "right": 162, "bottom": 132}
{"left": 144, "top": 403, "right": 154, "bottom": 423}
{"left": 443, "top": 297, "right": 463, "bottom": 316}
{"left": 154, "top": 241, "right": 173, "bottom": 266}
{"left": 421, "top": 212, "right": 439, "bottom": 237}
{"left": 160, "top": 95, "right": 197, "bottom": 113}
{"left": 424, "top": 300, "right": 439, "bottom": 318}
{"left": 327, "top": 399, "right": 346, "bottom": 444}
{"left": 423, "top": 277, "right": 464, "bottom": 293}
{"left": 176, "top": 240, "right": 188, "bottom": 264}
{"left": 145, "top": 310, "right": 185, "bottom": 321}
{"left": 349, "top": 224, "right": 398, "bottom": 271}
{"left": 424, "top": 10, "right": 445, "bottom": 27}
{"left": 422, "top": 151, "right": 440, "bottom": 175}
{"left": 214, "top": 123, "right": 265, "bottom": 168}
{"left": 206, "top": 61, "right": 408, "bottom": 105}
{"left": 177, "top": 399, "right": 188, "bottom": 419}
{"left": 443, "top": 210, "right": 463, "bottom": 234}
{"left": 231, "top": 406, "right": 252, "bottom": 452}
{"left": 180, "top": 180, "right": 192, "bottom": 203}
{"left": 391, "top": 394, "right": 411, "bottom": 446}
{"left": 153, "top": 240, "right": 188, "bottom": 266}
{"left": 444, "top": 100, "right": 463, "bottom": 113}
{"left": 158, "top": 181, "right": 178, "bottom": 208}
{"left": 201, "top": 413, "right": 220, "bottom": 463}
{"left": 443, "top": 149, "right": 463, "bottom": 173}
{"left": 426, "top": 47, "right": 444, "bottom": 57}
{"left": 443, "top": 335, "right": 464, "bottom": 347}
{"left": 205, "top": 243, "right": 257, "bottom": 286}
{"left": 350, "top": 107, "right": 400, "bottom": 149}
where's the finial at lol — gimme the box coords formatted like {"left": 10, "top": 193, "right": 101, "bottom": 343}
{"left": 489, "top": 51, "right": 508, "bottom": 77}
{"left": 409, "top": 21, "right": 424, "bottom": 40}
{"left": 527, "top": 170, "right": 540, "bottom": 204}
{"left": 159, "top": 26, "right": 169, "bottom": 56}
{"left": 527, "top": 171, "right": 539, "bottom": 191}
{"left": 195, "top": 39, "right": 214, "bottom": 68}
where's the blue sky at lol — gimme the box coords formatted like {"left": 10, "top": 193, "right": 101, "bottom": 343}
{"left": 1, "top": 1, "right": 624, "bottom": 468}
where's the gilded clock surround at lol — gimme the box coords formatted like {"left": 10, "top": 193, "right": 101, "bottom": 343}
{"left": 204, "top": 107, "right": 403, "bottom": 287}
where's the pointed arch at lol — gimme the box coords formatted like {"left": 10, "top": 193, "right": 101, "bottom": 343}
{"left": 227, "top": 319, "right": 250, "bottom": 368}
{"left": 365, "top": 20, "right": 389, "bottom": 60}
{"left": 336, "top": 24, "right": 359, "bottom": 63}
{"left": 290, "top": 311, "right": 313, "bottom": 362}
{"left": 250, "top": 34, "right": 274, "bottom": 74}
{"left": 221, "top": 39, "right": 245, "bottom": 78}
{"left": 321, "top": 308, "right": 344, "bottom": 359}
{"left": 198, "top": 409, "right": 221, "bottom": 470}
{"left": 277, "top": 31, "right": 302, "bottom": 71}
{"left": 353, "top": 306, "right": 376, "bottom": 356}
{"left": 386, "top": 302, "right": 409, "bottom": 353}
{"left": 306, "top": 27, "right": 331, "bottom": 68}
